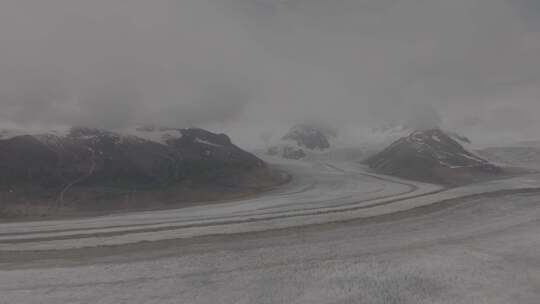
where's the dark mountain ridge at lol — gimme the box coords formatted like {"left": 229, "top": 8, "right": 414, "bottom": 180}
{"left": 0, "top": 127, "right": 281, "bottom": 218}
{"left": 366, "top": 129, "right": 502, "bottom": 185}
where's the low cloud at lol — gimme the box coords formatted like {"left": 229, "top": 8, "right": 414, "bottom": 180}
{"left": 0, "top": 0, "right": 539, "bottom": 142}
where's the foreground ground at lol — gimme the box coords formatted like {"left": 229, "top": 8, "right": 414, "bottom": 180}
{"left": 1, "top": 158, "right": 540, "bottom": 303}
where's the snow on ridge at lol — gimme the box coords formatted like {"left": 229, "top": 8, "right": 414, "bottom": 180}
{"left": 0, "top": 129, "right": 28, "bottom": 140}
{"left": 0, "top": 125, "right": 231, "bottom": 148}
{"left": 460, "top": 152, "right": 487, "bottom": 163}
{"left": 0, "top": 125, "right": 186, "bottom": 146}
{"left": 195, "top": 138, "right": 223, "bottom": 147}
{"left": 0, "top": 127, "right": 69, "bottom": 141}
{"left": 116, "top": 126, "right": 183, "bottom": 145}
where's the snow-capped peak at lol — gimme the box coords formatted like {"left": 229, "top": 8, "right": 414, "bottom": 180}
{"left": 118, "top": 125, "right": 183, "bottom": 145}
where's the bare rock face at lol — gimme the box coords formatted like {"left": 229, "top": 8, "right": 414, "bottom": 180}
{"left": 366, "top": 129, "right": 502, "bottom": 185}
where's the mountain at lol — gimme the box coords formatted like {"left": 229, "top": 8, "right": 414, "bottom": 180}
{"left": 367, "top": 123, "right": 472, "bottom": 147}
{"left": 282, "top": 124, "right": 334, "bottom": 150}
{"left": 267, "top": 124, "right": 336, "bottom": 159}
{"left": 366, "top": 129, "right": 502, "bottom": 185}
{"left": 267, "top": 145, "right": 307, "bottom": 160}
{"left": 0, "top": 127, "right": 281, "bottom": 218}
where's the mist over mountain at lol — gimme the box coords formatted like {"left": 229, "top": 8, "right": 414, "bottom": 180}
{"left": 0, "top": 0, "right": 539, "bottom": 147}
{"left": 3, "top": 2, "right": 540, "bottom": 302}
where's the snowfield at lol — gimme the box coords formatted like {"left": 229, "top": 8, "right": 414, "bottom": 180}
{"left": 2, "top": 157, "right": 540, "bottom": 303}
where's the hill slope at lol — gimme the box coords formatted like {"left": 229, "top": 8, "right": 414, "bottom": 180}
{"left": 0, "top": 127, "right": 282, "bottom": 218}
{"left": 366, "top": 129, "right": 502, "bottom": 185}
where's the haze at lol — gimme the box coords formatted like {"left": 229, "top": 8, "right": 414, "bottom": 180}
{"left": 0, "top": 0, "right": 539, "bottom": 146}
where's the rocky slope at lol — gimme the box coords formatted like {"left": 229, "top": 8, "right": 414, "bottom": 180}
{"left": 366, "top": 129, "right": 502, "bottom": 185}
{"left": 267, "top": 124, "right": 335, "bottom": 159}
{"left": 282, "top": 124, "right": 333, "bottom": 150}
{"left": 0, "top": 127, "right": 281, "bottom": 218}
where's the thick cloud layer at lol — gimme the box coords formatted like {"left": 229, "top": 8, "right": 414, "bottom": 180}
{"left": 0, "top": 0, "right": 258, "bottom": 128}
{"left": 0, "top": 0, "right": 539, "bottom": 143}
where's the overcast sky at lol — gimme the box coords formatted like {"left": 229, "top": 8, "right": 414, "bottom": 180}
{"left": 0, "top": 0, "right": 539, "bottom": 144}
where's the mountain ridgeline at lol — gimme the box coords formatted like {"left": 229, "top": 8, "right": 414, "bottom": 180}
{"left": 366, "top": 129, "right": 502, "bottom": 185}
{"left": 267, "top": 124, "right": 335, "bottom": 159}
{"left": 0, "top": 127, "right": 282, "bottom": 218}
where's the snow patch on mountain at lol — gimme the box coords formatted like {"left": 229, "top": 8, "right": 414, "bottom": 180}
{"left": 267, "top": 124, "right": 338, "bottom": 160}
{"left": 118, "top": 125, "right": 183, "bottom": 145}
{"left": 366, "top": 129, "right": 502, "bottom": 185}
